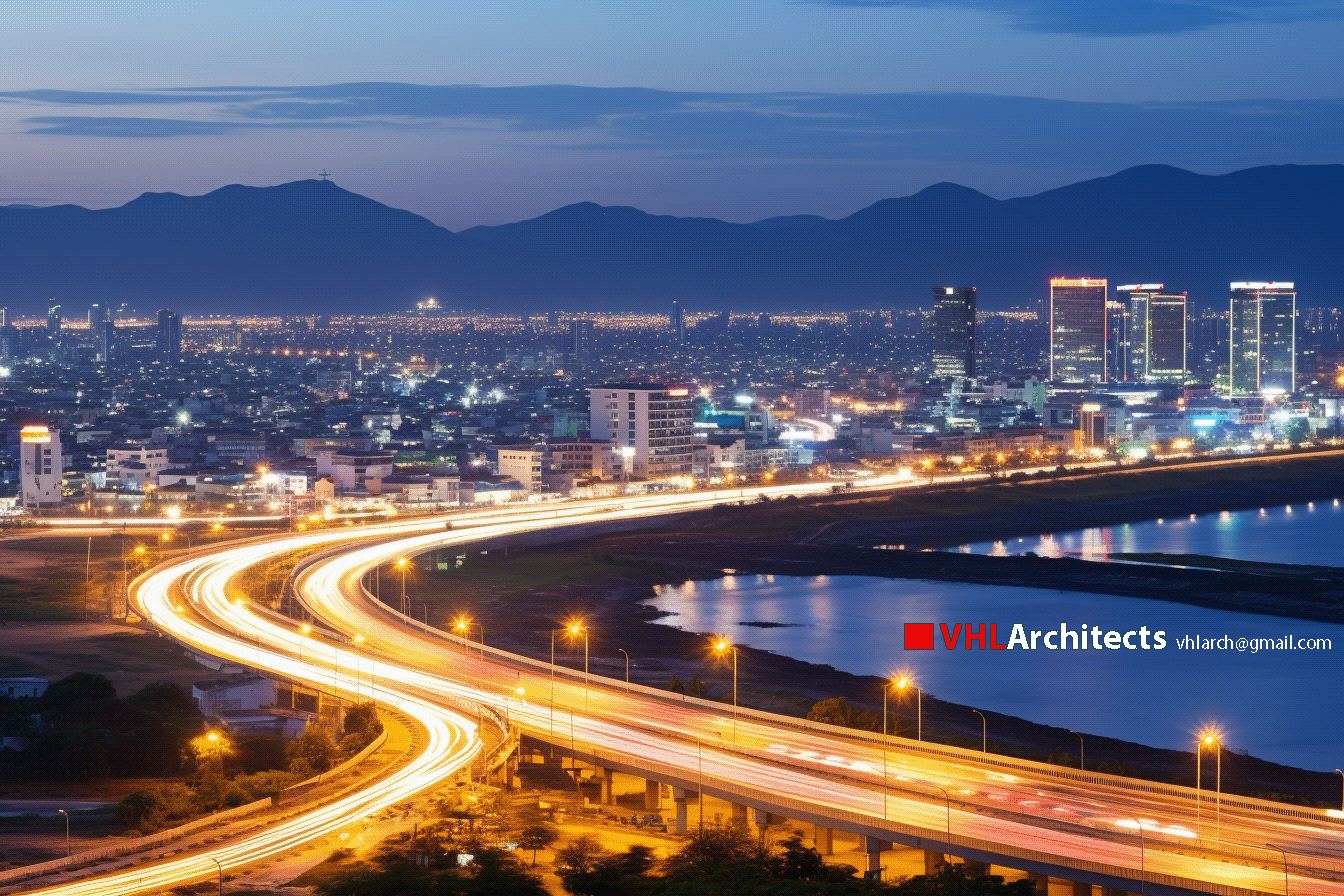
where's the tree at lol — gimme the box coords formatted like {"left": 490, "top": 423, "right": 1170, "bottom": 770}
{"left": 338, "top": 702, "right": 384, "bottom": 756}
{"left": 38, "top": 673, "right": 118, "bottom": 726}
{"left": 516, "top": 823, "right": 559, "bottom": 866}
{"left": 287, "top": 725, "right": 337, "bottom": 775}
{"left": 806, "top": 697, "right": 880, "bottom": 732}
{"left": 554, "top": 834, "right": 608, "bottom": 877}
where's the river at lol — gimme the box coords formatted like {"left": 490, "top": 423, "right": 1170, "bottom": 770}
{"left": 646, "top": 571, "right": 1343, "bottom": 771}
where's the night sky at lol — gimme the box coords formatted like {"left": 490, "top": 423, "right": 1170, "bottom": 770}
{"left": 2, "top": 1, "right": 1340, "bottom": 228}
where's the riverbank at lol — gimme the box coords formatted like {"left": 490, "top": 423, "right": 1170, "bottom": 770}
{"left": 395, "top": 451, "right": 1344, "bottom": 809}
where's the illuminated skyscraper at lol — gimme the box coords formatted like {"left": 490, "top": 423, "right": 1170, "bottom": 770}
{"left": 157, "top": 308, "right": 181, "bottom": 364}
{"left": 930, "top": 287, "right": 976, "bottom": 380}
{"left": 670, "top": 301, "right": 686, "bottom": 343}
{"left": 1229, "top": 282, "right": 1296, "bottom": 395}
{"left": 1117, "top": 285, "right": 1187, "bottom": 382}
{"left": 569, "top": 319, "right": 595, "bottom": 366}
{"left": 1050, "top": 278, "right": 1108, "bottom": 382}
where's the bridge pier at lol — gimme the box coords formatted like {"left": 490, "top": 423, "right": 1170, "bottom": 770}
{"left": 962, "top": 859, "right": 990, "bottom": 878}
{"left": 923, "top": 850, "right": 946, "bottom": 875}
{"left": 672, "top": 787, "right": 696, "bottom": 834}
{"left": 1026, "top": 872, "right": 1049, "bottom": 893}
{"left": 644, "top": 779, "right": 662, "bottom": 811}
{"left": 1071, "top": 882, "right": 1094, "bottom": 895}
{"left": 861, "top": 836, "right": 882, "bottom": 876}
{"left": 814, "top": 825, "right": 832, "bottom": 855}
{"left": 730, "top": 803, "right": 748, "bottom": 824}
{"left": 1100, "top": 888, "right": 1136, "bottom": 896}
{"left": 597, "top": 767, "right": 614, "bottom": 805}
{"left": 751, "top": 806, "right": 769, "bottom": 839}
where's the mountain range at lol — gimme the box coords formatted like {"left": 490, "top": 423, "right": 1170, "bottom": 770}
{"left": 1, "top": 164, "right": 1340, "bottom": 315}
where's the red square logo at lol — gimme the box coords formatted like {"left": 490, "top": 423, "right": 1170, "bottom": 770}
{"left": 904, "top": 623, "right": 935, "bottom": 650}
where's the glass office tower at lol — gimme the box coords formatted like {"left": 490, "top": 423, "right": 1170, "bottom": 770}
{"left": 1050, "top": 278, "right": 1108, "bottom": 382}
{"left": 1117, "top": 284, "right": 1187, "bottom": 382}
{"left": 1229, "top": 282, "right": 1296, "bottom": 395}
{"left": 930, "top": 287, "right": 976, "bottom": 380}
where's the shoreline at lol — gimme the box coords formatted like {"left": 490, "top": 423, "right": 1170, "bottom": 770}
{"left": 405, "top": 452, "right": 1344, "bottom": 807}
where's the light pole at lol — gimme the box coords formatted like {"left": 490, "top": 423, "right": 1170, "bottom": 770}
{"left": 713, "top": 638, "right": 738, "bottom": 743}
{"left": 972, "top": 709, "right": 986, "bottom": 753}
{"left": 934, "top": 785, "right": 951, "bottom": 835}
{"left": 892, "top": 672, "right": 921, "bottom": 741}
{"left": 550, "top": 621, "right": 587, "bottom": 725}
{"left": 617, "top": 648, "right": 630, "bottom": 691}
{"left": 210, "top": 856, "right": 223, "bottom": 896}
{"left": 396, "top": 557, "right": 408, "bottom": 615}
{"left": 57, "top": 808, "right": 70, "bottom": 857}
{"left": 1069, "top": 730, "right": 1084, "bottom": 770}
{"left": 1266, "top": 843, "right": 1289, "bottom": 896}
{"left": 1196, "top": 729, "right": 1222, "bottom": 839}
{"left": 454, "top": 617, "right": 484, "bottom": 657}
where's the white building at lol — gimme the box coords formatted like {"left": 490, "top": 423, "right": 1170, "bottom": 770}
{"left": 193, "top": 675, "right": 276, "bottom": 716}
{"left": 588, "top": 383, "right": 694, "bottom": 480}
{"left": 330, "top": 450, "right": 396, "bottom": 491}
{"left": 106, "top": 442, "right": 171, "bottom": 492}
{"left": 19, "top": 426, "right": 62, "bottom": 507}
{"left": 498, "top": 446, "right": 545, "bottom": 491}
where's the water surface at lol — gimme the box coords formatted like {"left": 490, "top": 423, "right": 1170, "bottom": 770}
{"left": 648, "top": 574, "right": 1342, "bottom": 770}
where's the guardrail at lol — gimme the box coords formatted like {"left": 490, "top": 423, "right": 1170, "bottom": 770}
{"left": 367, "top": 575, "right": 1341, "bottom": 832}
{"left": 0, "top": 727, "right": 392, "bottom": 889}
{"left": 568, "top": 738, "right": 1280, "bottom": 896}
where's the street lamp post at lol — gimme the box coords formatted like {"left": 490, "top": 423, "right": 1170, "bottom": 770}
{"left": 1069, "top": 730, "right": 1084, "bottom": 770}
{"left": 972, "top": 709, "right": 986, "bottom": 753}
{"left": 454, "top": 617, "right": 483, "bottom": 657}
{"left": 1196, "top": 730, "right": 1222, "bottom": 839}
{"left": 1266, "top": 843, "right": 1289, "bottom": 896}
{"left": 893, "top": 673, "right": 921, "bottom": 741}
{"left": 617, "top": 648, "right": 630, "bottom": 691}
{"left": 396, "top": 558, "right": 408, "bottom": 615}
{"left": 934, "top": 785, "right": 951, "bottom": 835}
{"left": 713, "top": 638, "right": 738, "bottom": 743}
{"left": 210, "top": 856, "right": 223, "bottom": 896}
{"left": 57, "top": 808, "right": 70, "bottom": 857}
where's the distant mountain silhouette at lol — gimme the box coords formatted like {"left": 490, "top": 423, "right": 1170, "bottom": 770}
{"left": 1, "top": 165, "right": 1340, "bottom": 314}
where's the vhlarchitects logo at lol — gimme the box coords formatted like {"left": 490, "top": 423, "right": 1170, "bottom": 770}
{"left": 904, "top": 622, "right": 1166, "bottom": 651}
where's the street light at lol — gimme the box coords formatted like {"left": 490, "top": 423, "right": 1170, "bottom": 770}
{"left": 713, "top": 638, "right": 738, "bottom": 743}
{"left": 617, "top": 648, "right": 630, "bottom": 691}
{"left": 891, "top": 672, "right": 921, "bottom": 741}
{"left": 454, "top": 617, "right": 484, "bottom": 657}
{"left": 1196, "top": 728, "right": 1222, "bottom": 840}
{"left": 396, "top": 557, "right": 409, "bottom": 615}
{"left": 1266, "top": 843, "right": 1290, "bottom": 896}
{"left": 1069, "top": 730, "right": 1084, "bottom": 770}
{"left": 210, "top": 856, "right": 223, "bottom": 896}
{"left": 972, "top": 709, "right": 986, "bottom": 753}
{"left": 57, "top": 808, "right": 70, "bottom": 857}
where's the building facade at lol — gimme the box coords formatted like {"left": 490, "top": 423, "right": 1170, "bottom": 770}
{"left": 1230, "top": 282, "right": 1296, "bottom": 395}
{"left": 792, "top": 388, "right": 832, "bottom": 422}
{"left": 1050, "top": 278, "right": 1108, "bottom": 383}
{"left": 930, "top": 287, "right": 976, "bottom": 380}
{"left": 588, "top": 383, "right": 694, "bottom": 480}
{"left": 19, "top": 425, "right": 62, "bottom": 507}
{"left": 1117, "top": 285, "right": 1187, "bottom": 383}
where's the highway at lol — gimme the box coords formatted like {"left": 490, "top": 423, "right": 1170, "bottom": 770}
{"left": 18, "top": 455, "right": 1344, "bottom": 895}
{"left": 286, "top": 494, "right": 1344, "bottom": 896}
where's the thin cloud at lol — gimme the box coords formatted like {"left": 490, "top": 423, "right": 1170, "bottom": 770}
{"left": 810, "top": 1, "right": 1339, "bottom": 35}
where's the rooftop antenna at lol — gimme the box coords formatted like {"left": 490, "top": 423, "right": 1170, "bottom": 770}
{"left": 319, "top": 169, "right": 330, "bottom": 180}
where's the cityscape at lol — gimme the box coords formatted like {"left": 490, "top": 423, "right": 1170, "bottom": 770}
{"left": 1, "top": 3, "right": 1342, "bottom": 896}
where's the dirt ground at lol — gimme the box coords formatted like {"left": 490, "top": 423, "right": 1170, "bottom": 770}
{"left": 0, "top": 621, "right": 208, "bottom": 695}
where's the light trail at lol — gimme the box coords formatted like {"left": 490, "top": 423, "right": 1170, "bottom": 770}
{"left": 24, "top": 453, "right": 1344, "bottom": 895}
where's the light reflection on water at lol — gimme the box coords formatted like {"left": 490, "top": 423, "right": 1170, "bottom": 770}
{"left": 955, "top": 501, "right": 1344, "bottom": 564}
{"left": 647, "top": 570, "right": 1344, "bottom": 770}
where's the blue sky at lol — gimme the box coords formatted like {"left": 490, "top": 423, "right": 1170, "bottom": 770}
{"left": 1, "top": 1, "right": 1340, "bottom": 227}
